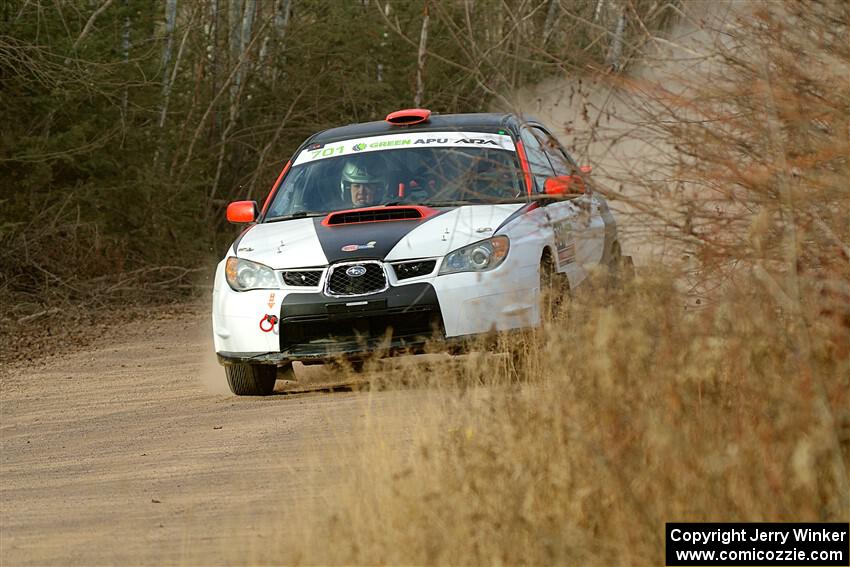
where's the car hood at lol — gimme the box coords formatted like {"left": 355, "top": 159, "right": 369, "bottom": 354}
{"left": 233, "top": 204, "right": 524, "bottom": 269}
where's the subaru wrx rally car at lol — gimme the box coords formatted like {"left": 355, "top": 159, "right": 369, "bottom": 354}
{"left": 213, "top": 109, "right": 623, "bottom": 395}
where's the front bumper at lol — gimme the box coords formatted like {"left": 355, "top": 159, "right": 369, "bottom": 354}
{"left": 213, "top": 256, "right": 539, "bottom": 363}
{"left": 215, "top": 280, "right": 447, "bottom": 364}
{"left": 280, "top": 281, "right": 443, "bottom": 359}
{"left": 216, "top": 336, "right": 468, "bottom": 366}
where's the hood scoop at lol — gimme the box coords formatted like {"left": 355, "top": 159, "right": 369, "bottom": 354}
{"left": 322, "top": 206, "right": 437, "bottom": 226}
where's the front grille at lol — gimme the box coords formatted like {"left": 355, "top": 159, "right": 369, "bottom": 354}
{"left": 392, "top": 260, "right": 437, "bottom": 280}
{"left": 282, "top": 270, "right": 323, "bottom": 287}
{"left": 279, "top": 311, "right": 443, "bottom": 351}
{"left": 326, "top": 262, "right": 387, "bottom": 296}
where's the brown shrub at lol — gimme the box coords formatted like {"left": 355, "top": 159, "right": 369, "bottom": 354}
{"left": 277, "top": 270, "right": 848, "bottom": 566}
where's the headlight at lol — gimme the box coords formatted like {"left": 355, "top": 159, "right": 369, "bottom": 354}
{"left": 225, "top": 257, "right": 279, "bottom": 291}
{"left": 438, "top": 236, "right": 509, "bottom": 275}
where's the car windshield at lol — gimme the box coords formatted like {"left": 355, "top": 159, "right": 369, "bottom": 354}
{"left": 264, "top": 131, "right": 524, "bottom": 221}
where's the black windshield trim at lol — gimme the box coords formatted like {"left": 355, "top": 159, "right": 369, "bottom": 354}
{"left": 263, "top": 212, "right": 327, "bottom": 223}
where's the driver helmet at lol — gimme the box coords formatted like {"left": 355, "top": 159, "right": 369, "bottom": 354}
{"left": 340, "top": 155, "right": 388, "bottom": 205}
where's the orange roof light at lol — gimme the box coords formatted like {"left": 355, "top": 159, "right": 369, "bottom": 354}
{"left": 385, "top": 108, "right": 431, "bottom": 126}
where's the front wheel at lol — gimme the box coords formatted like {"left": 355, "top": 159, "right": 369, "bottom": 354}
{"left": 607, "top": 241, "right": 635, "bottom": 287}
{"left": 539, "top": 252, "right": 570, "bottom": 323}
{"left": 225, "top": 363, "right": 291, "bottom": 396}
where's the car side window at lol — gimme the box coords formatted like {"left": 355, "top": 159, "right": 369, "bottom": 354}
{"left": 536, "top": 128, "right": 576, "bottom": 178}
{"left": 519, "top": 127, "right": 555, "bottom": 192}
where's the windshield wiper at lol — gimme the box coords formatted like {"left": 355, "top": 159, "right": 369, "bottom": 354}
{"left": 383, "top": 199, "right": 523, "bottom": 208}
{"left": 264, "top": 211, "right": 325, "bottom": 223}
{"left": 419, "top": 200, "right": 475, "bottom": 207}
{"left": 381, "top": 200, "right": 464, "bottom": 207}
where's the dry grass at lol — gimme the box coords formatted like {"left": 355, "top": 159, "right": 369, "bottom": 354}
{"left": 268, "top": 270, "right": 848, "bottom": 566}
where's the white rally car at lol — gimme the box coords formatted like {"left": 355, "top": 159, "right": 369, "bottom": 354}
{"left": 213, "top": 109, "right": 623, "bottom": 395}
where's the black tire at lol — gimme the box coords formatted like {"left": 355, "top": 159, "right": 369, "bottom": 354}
{"left": 506, "top": 329, "right": 535, "bottom": 382}
{"left": 607, "top": 241, "right": 634, "bottom": 287}
{"left": 225, "top": 363, "right": 279, "bottom": 396}
{"left": 539, "top": 251, "right": 570, "bottom": 323}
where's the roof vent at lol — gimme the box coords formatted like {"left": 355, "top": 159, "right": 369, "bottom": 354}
{"left": 385, "top": 108, "right": 431, "bottom": 126}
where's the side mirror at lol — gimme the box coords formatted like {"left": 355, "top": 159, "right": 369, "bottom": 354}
{"left": 544, "top": 175, "right": 585, "bottom": 196}
{"left": 226, "top": 200, "right": 258, "bottom": 223}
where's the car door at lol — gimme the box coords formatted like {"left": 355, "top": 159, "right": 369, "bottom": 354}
{"left": 537, "top": 130, "right": 607, "bottom": 268}
{"left": 518, "top": 125, "right": 585, "bottom": 287}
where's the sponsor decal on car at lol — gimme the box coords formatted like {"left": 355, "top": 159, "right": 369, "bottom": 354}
{"left": 293, "top": 131, "right": 516, "bottom": 166}
{"left": 341, "top": 241, "right": 377, "bottom": 252}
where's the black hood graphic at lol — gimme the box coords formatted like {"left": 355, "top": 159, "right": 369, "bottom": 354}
{"left": 313, "top": 217, "right": 432, "bottom": 263}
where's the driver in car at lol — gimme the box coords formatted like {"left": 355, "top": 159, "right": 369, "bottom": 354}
{"left": 340, "top": 156, "right": 388, "bottom": 207}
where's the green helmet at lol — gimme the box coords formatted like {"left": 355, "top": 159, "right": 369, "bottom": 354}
{"left": 340, "top": 156, "right": 387, "bottom": 190}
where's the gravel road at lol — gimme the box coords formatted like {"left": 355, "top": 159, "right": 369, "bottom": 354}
{"left": 1, "top": 308, "right": 420, "bottom": 566}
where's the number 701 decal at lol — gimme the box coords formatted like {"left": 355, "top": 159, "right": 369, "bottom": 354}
{"left": 310, "top": 146, "right": 344, "bottom": 159}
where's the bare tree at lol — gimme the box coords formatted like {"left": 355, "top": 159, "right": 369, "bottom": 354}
{"left": 605, "top": 3, "right": 626, "bottom": 72}
{"left": 71, "top": 0, "right": 114, "bottom": 52}
{"left": 271, "top": 0, "right": 292, "bottom": 88}
{"left": 226, "top": 0, "right": 243, "bottom": 127}
{"left": 121, "top": 0, "right": 130, "bottom": 118}
{"left": 414, "top": 0, "right": 429, "bottom": 107}
{"left": 542, "top": 0, "right": 560, "bottom": 45}
{"left": 157, "top": 0, "right": 178, "bottom": 129}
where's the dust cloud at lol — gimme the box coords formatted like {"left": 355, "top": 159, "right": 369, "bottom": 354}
{"left": 506, "top": 1, "right": 742, "bottom": 267}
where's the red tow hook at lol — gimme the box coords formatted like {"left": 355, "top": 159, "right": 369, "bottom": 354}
{"left": 259, "top": 314, "right": 279, "bottom": 333}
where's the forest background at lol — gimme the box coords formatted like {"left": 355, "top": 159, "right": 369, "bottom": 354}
{"left": 0, "top": 0, "right": 675, "bottom": 325}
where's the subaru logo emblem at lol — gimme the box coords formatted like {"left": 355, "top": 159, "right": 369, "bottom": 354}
{"left": 345, "top": 265, "right": 367, "bottom": 277}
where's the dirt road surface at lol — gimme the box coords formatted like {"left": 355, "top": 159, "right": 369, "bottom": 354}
{"left": 1, "top": 307, "right": 422, "bottom": 566}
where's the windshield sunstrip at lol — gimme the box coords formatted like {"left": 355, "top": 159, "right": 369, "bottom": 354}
{"left": 293, "top": 131, "right": 516, "bottom": 166}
